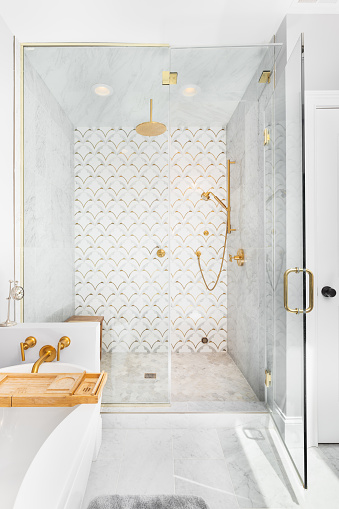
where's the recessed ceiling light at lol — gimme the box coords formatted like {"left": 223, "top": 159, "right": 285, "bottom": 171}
{"left": 181, "top": 84, "right": 200, "bottom": 97}
{"left": 92, "top": 84, "right": 113, "bottom": 97}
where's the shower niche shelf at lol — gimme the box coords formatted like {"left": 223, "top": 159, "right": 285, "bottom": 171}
{"left": 0, "top": 371, "right": 107, "bottom": 407}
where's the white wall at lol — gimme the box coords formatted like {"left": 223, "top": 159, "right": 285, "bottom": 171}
{"left": 0, "top": 0, "right": 292, "bottom": 46}
{"left": 276, "top": 14, "right": 339, "bottom": 91}
{"left": 0, "top": 14, "right": 14, "bottom": 322}
{"left": 0, "top": 322, "right": 100, "bottom": 371}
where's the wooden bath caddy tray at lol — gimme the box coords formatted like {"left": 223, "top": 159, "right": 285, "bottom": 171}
{"left": 0, "top": 371, "right": 107, "bottom": 407}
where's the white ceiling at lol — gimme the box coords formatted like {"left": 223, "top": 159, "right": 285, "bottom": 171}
{"left": 0, "top": 0, "right": 294, "bottom": 46}
{"left": 25, "top": 44, "right": 274, "bottom": 127}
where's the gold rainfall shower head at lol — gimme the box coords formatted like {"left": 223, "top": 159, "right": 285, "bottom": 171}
{"left": 136, "top": 99, "right": 167, "bottom": 137}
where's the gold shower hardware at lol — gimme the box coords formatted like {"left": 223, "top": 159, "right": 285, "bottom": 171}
{"left": 136, "top": 99, "right": 167, "bottom": 137}
{"left": 229, "top": 249, "right": 245, "bottom": 266}
{"left": 203, "top": 231, "right": 209, "bottom": 236}
{"left": 197, "top": 159, "right": 236, "bottom": 291}
{"left": 265, "top": 370, "right": 272, "bottom": 387}
{"left": 57, "top": 336, "right": 71, "bottom": 361}
{"left": 157, "top": 249, "right": 165, "bottom": 258}
{"left": 259, "top": 70, "right": 271, "bottom": 84}
{"left": 20, "top": 336, "right": 37, "bottom": 361}
{"left": 227, "top": 160, "right": 236, "bottom": 234}
{"left": 31, "top": 345, "right": 56, "bottom": 373}
{"left": 283, "top": 267, "right": 314, "bottom": 314}
{"left": 162, "top": 71, "right": 178, "bottom": 85}
{"left": 264, "top": 128, "right": 270, "bottom": 146}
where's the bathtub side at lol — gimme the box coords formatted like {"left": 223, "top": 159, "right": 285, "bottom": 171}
{"left": 14, "top": 402, "right": 101, "bottom": 509}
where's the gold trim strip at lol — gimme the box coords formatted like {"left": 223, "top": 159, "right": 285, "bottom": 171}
{"left": 21, "top": 42, "right": 169, "bottom": 48}
{"left": 20, "top": 42, "right": 24, "bottom": 322}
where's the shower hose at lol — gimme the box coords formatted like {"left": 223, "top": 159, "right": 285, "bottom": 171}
{"left": 196, "top": 220, "right": 228, "bottom": 291}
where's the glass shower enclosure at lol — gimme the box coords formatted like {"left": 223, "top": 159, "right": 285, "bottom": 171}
{"left": 21, "top": 39, "right": 308, "bottom": 486}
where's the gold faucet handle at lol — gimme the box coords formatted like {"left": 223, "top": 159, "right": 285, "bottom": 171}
{"left": 20, "top": 336, "right": 37, "bottom": 361}
{"left": 229, "top": 254, "right": 233, "bottom": 262}
{"left": 57, "top": 336, "right": 71, "bottom": 361}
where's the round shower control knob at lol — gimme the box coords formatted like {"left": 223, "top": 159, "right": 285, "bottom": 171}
{"left": 321, "top": 286, "right": 336, "bottom": 298}
{"left": 157, "top": 249, "right": 165, "bottom": 258}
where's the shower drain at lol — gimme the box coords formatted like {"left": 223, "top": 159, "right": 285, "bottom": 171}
{"left": 144, "top": 373, "right": 156, "bottom": 379}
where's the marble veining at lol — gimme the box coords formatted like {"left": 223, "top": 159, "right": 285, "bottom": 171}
{"left": 82, "top": 417, "right": 298, "bottom": 509}
{"left": 25, "top": 45, "right": 269, "bottom": 128}
{"left": 101, "top": 352, "right": 260, "bottom": 406}
{"left": 23, "top": 56, "right": 75, "bottom": 322}
{"left": 226, "top": 46, "right": 276, "bottom": 400}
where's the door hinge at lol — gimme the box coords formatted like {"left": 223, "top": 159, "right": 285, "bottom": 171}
{"left": 162, "top": 71, "right": 178, "bottom": 85}
{"left": 265, "top": 369, "right": 272, "bottom": 387}
{"left": 264, "top": 128, "right": 270, "bottom": 146}
{"left": 259, "top": 70, "right": 271, "bottom": 84}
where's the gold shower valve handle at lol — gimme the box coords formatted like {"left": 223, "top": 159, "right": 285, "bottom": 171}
{"left": 20, "top": 336, "right": 37, "bottom": 362}
{"left": 157, "top": 249, "right": 165, "bottom": 258}
{"left": 229, "top": 249, "right": 245, "bottom": 266}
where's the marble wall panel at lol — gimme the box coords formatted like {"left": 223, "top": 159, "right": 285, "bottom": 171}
{"left": 23, "top": 56, "right": 75, "bottom": 322}
{"left": 226, "top": 48, "right": 275, "bottom": 400}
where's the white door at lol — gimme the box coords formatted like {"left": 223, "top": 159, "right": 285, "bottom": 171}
{"left": 316, "top": 107, "right": 339, "bottom": 443}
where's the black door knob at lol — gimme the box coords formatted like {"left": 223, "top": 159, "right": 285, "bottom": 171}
{"left": 321, "top": 286, "right": 336, "bottom": 298}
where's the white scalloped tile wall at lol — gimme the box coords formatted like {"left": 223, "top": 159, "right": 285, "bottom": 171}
{"left": 74, "top": 127, "right": 227, "bottom": 352}
{"left": 170, "top": 128, "right": 227, "bottom": 352}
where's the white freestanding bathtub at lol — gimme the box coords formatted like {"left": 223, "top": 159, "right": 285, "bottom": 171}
{"left": 0, "top": 362, "right": 102, "bottom": 509}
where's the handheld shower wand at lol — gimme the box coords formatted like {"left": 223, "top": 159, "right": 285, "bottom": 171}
{"left": 197, "top": 160, "right": 236, "bottom": 291}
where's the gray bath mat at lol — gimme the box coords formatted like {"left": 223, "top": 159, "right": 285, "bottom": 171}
{"left": 87, "top": 495, "right": 209, "bottom": 509}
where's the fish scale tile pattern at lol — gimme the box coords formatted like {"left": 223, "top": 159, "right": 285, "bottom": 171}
{"left": 74, "top": 126, "right": 227, "bottom": 352}
{"left": 170, "top": 128, "right": 227, "bottom": 352}
{"left": 74, "top": 127, "right": 169, "bottom": 352}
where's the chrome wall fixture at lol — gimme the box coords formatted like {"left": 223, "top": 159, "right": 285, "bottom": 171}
{"left": 0, "top": 280, "right": 24, "bottom": 327}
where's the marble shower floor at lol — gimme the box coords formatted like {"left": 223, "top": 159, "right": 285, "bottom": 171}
{"left": 101, "top": 352, "right": 266, "bottom": 411}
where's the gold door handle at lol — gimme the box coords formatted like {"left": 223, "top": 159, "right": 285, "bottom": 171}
{"left": 305, "top": 268, "right": 314, "bottom": 313}
{"left": 283, "top": 267, "right": 314, "bottom": 314}
{"left": 157, "top": 249, "right": 165, "bottom": 258}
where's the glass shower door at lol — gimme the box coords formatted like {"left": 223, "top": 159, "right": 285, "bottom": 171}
{"left": 265, "top": 36, "right": 309, "bottom": 486}
{"left": 99, "top": 46, "right": 171, "bottom": 405}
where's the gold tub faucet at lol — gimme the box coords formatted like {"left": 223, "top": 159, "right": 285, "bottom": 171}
{"left": 20, "top": 336, "right": 37, "bottom": 361}
{"left": 31, "top": 345, "right": 56, "bottom": 373}
{"left": 57, "top": 336, "right": 71, "bottom": 361}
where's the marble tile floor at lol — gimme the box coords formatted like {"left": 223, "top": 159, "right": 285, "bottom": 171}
{"left": 298, "top": 445, "right": 339, "bottom": 509}
{"left": 318, "top": 444, "right": 339, "bottom": 477}
{"left": 82, "top": 413, "right": 299, "bottom": 509}
{"left": 101, "top": 352, "right": 265, "bottom": 412}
